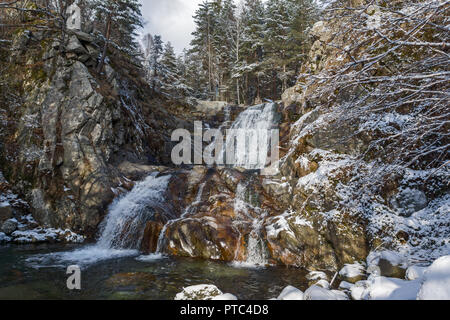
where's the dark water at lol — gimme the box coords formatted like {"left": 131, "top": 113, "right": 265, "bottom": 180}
{"left": 0, "top": 244, "right": 309, "bottom": 300}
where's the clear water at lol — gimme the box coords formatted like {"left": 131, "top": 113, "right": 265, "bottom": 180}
{"left": 0, "top": 244, "right": 309, "bottom": 300}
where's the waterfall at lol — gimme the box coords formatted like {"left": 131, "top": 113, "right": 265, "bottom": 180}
{"left": 27, "top": 173, "right": 172, "bottom": 267}
{"left": 97, "top": 173, "right": 172, "bottom": 250}
{"left": 233, "top": 181, "right": 268, "bottom": 267}
{"left": 220, "top": 103, "right": 278, "bottom": 170}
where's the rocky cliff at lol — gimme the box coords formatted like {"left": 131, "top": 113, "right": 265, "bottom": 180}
{"left": 0, "top": 28, "right": 192, "bottom": 238}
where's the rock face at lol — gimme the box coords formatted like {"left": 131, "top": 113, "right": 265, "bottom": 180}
{"left": 0, "top": 29, "right": 183, "bottom": 237}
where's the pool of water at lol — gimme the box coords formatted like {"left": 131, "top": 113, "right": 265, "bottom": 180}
{"left": 0, "top": 244, "right": 309, "bottom": 300}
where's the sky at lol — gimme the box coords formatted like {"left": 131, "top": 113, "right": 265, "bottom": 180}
{"left": 139, "top": 0, "right": 203, "bottom": 54}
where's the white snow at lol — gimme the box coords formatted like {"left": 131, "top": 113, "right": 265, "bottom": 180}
{"left": 175, "top": 284, "right": 224, "bottom": 300}
{"left": 304, "top": 285, "right": 349, "bottom": 300}
{"left": 406, "top": 266, "right": 427, "bottom": 281}
{"left": 0, "top": 232, "right": 11, "bottom": 242}
{"left": 339, "top": 262, "right": 365, "bottom": 279}
{"left": 355, "top": 276, "right": 421, "bottom": 300}
{"left": 277, "top": 285, "right": 304, "bottom": 300}
{"left": 417, "top": 256, "right": 450, "bottom": 300}
{"left": 350, "top": 255, "right": 450, "bottom": 300}
{"left": 211, "top": 293, "right": 238, "bottom": 300}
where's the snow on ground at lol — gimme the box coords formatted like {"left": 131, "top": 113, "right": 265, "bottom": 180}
{"left": 175, "top": 284, "right": 237, "bottom": 300}
{"left": 304, "top": 285, "right": 349, "bottom": 300}
{"left": 10, "top": 228, "right": 84, "bottom": 244}
{"left": 277, "top": 285, "right": 304, "bottom": 300}
{"left": 417, "top": 256, "right": 450, "bottom": 300}
{"left": 348, "top": 255, "right": 450, "bottom": 300}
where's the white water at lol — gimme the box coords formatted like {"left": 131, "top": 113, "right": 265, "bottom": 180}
{"left": 232, "top": 181, "right": 269, "bottom": 268}
{"left": 97, "top": 173, "right": 171, "bottom": 249}
{"left": 27, "top": 174, "right": 172, "bottom": 267}
{"left": 221, "top": 103, "right": 278, "bottom": 170}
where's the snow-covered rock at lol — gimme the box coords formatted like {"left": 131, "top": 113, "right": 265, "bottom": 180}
{"left": 175, "top": 285, "right": 224, "bottom": 300}
{"left": 417, "top": 256, "right": 450, "bottom": 300}
{"left": 354, "top": 276, "right": 421, "bottom": 300}
{"left": 339, "top": 262, "right": 366, "bottom": 283}
{"left": 0, "top": 232, "right": 11, "bottom": 243}
{"left": 10, "top": 228, "right": 84, "bottom": 244}
{"left": 306, "top": 270, "right": 328, "bottom": 281}
{"left": 338, "top": 281, "right": 354, "bottom": 291}
{"left": 1, "top": 219, "right": 18, "bottom": 235}
{"left": 303, "top": 285, "right": 348, "bottom": 300}
{"left": 367, "top": 250, "right": 407, "bottom": 278}
{"left": 277, "top": 286, "right": 304, "bottom": 300}
{"left": 406, "top": 266, "right": 427, "bottom": 281}
{"left": 211, "top": 293, "right": 238, "bottom": 300}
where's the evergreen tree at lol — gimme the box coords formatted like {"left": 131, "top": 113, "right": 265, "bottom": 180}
{"left": 148, "top": 35, "right": 164, "bottom": 94}
{"left": 91, "top": 0, "right": 143, "bottom": 73}
{"left": 159, "top": 42, "right": 181, "bottom": 98}
{"left": 239, "top": 0, "right": 266, "bottom": 103}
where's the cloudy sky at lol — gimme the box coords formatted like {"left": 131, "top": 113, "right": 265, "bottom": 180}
{"left": 139, "top": 0, "right": 203, "bottom": 54}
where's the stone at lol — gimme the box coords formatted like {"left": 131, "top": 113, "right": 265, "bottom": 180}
{"left": 277, "top": 285, "right": 304, "bottom": 300}
{"left": 303, "top": 285, "right": 349, "bottom": 300}
{"left": 390, "top": 188, "right": 427, "bottom": 217}
{"left": 0, "top": 203, "right": 13, "bottom": 222}
{"left": 66, "top": 35, "right": 87, "bottom": 55}
{"left": 1, "top": 219, "right": 18, "bottom": 235}
{"left": 378, "top": 258, "right": 407, "bottom": 279}
{"left": 175, "top": 284, "right": 223, "bottom": 300}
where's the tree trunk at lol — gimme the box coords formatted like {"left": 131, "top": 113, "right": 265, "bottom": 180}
{"left": 97, "top": 15, "right": 112, "bottom": 74}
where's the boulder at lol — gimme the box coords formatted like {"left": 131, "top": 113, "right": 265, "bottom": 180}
{"left": 66, "top": 35, "right": 87, "bottom": 55}
{"left": 0, "top": 203, "right": 13, "bottom": 222}
{"left": 417, "top": 256, "right": 450, "bottom": 300}
{"left": 1, "top": 219, "right": 18, "bottom": 235}
{"left": 339, "top": 262, "right": 366, "bottom": 283}
{"left": 175, "top": 285, "right": 223, "bottom": 300}
{"left": 277, "top": 285, "right": 304, "bottom": 300}
{"left": 304, "top": 285, "right": 349, "bottom": 300}
{"left": 390, "top": 188, "right": 427, "bottom": 217}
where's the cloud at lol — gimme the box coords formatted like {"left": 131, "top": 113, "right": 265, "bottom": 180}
{"left": 139, "top": 0, "right": 203, "bottom": 54}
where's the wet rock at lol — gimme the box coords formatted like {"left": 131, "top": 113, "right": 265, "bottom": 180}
{"left": 140, "top": 221, "right": 164, "bottom": 254}
{"left": 1, "top": 219, "right": 18, "bottom": 235}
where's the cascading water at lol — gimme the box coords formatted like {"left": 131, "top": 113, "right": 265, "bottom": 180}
{"left": 221, "top": 103, "right": 278, "bottom": 170}
{"left": 233, "top": 181, "right": 269, "bottom": 267}
{"left": 27, "top": 173, "right": 172, "bottom": 267}
{"left": 97, "top": 173, "right": 172, "bottom": 250}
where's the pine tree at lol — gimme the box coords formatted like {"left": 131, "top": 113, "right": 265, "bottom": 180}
{"left": 240, "top": 0, "right": 266, "bottom": 103}
{"left": 92, "top": 0, "right": 143, "bottom": 73}
{"left": 148, "top": 35, "right": 164, "bottom": 94}
{"left": 159, "top": 41, "right": 181, "bottom": 98}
